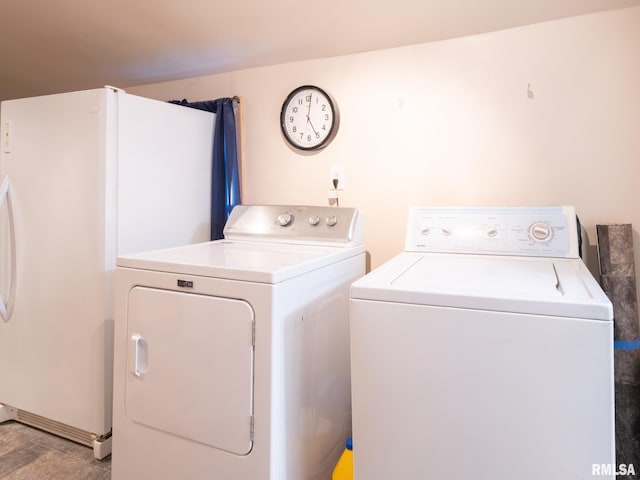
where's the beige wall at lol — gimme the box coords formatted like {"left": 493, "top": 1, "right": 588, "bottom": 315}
{"left": 129, "top": 7, "right": 640, "bottom": 290}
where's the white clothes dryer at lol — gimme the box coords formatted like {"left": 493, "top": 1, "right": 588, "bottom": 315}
{"left": 350, "top": 206, "right": 614, "bottom": 480}
{"left": 111, "top": 205, "right": 365, "bottom": 480}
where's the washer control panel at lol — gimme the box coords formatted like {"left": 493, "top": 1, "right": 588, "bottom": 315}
{"left": 224, "top": 205, "right": 363, "bottom": 246}
{"left": 405, "top": 206, "right": 579, "bottom": 258}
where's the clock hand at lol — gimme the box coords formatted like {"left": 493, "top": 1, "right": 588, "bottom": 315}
{"left": 306, "top": 114, "right": 319, "bottom": 136}
{"left": 306, "top": 93, "right": 312, "bottom": 123}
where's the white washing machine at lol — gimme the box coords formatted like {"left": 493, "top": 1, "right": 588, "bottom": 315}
{"left": 111, "top": 205, "right": 365, "bottom": 480}
{"left": 350, "top": 206, "right": 615, "bottom": 480}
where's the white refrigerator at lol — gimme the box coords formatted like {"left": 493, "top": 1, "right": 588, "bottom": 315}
{"left": 0, "top": 86, "right": 215, "bottom": 458}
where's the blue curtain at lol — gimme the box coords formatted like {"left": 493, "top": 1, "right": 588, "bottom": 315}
{"left": 169, "top": 97, "right": 241, "bottom": 240}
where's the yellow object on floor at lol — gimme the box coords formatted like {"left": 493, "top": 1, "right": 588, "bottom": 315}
{"left": 332, "top": 437, "right": 353, "bottom": 480}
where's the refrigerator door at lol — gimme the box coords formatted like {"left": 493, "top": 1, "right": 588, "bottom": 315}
{"left": 0, "top": 87, "right": 215, "bottom": 444}
{"left": 0, "top": 89, "right": 111, "bottom": 434}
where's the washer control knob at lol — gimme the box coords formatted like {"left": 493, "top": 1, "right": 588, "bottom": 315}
{"left": 420, "top": 226, "right": 431, "bottom": 236}
{"left": 308, "top": 215, "right": 320, "bottom": 226}
{"left": 277, "top": 213, "right": 293, "bottom": 227}
{"left": 326, "top": 215, "right": 338, "bottom": 227}
{"left": 441, "top": 227, "right": 452, "bottom": 236}
{"left": 529, "top": 222, "right": 552, "bottom": 242}
{"left": 487, "top": 227, "right": 498, "bottom": 238}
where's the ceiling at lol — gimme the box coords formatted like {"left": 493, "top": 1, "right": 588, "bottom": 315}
{"left": 1, "top": 0, "right": 638, "bottom": 101}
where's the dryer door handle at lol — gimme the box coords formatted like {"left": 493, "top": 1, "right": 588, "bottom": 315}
{"left": 131, "top": 334, "right": 149, "bottom": 377}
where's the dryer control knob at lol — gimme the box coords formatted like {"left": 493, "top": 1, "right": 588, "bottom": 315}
{"left": 529, "top": 222, "right": 552, "bottom": 242}
{"left": 487, "top": 227, "right": 498, "bottom": 238}
{"left": 308, "top": 215, "right": 320, "bottom": 226}
{"left": 326, "top": 215, "right": 338, "bottom": 227}
{"left": 441, "top": 227, "right": 452, "bottom": 236}
{"left": 277, "top": 213, "right": 293, "bottom": 226}
{"left": 420, "top": 226, "right": 431, "bottom": 236}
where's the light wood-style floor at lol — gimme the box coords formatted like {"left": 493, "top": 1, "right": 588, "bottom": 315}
{"left": 0, "top": 421, "right": 111, "bottom": 479}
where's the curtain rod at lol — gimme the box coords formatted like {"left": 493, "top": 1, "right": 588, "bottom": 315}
{"left": 232, "top": 96, "right": 240, "bottom": 103}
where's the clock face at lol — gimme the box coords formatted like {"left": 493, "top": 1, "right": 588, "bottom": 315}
{"left": 280, "top": 85, "right": 338, "bottom": 151}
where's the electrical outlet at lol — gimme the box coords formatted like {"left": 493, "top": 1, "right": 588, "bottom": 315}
{"left": 329, "top": 165, "right": 345, "bottom": 190}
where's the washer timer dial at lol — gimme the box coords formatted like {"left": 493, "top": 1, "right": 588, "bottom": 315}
{"left": 529, "top": 222, "right": 553, "bottom": 242}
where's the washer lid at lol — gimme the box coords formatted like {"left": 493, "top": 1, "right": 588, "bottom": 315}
{"left": 350, "top": 252, "right": 613, "bottom": 320}
{"left": 117, "top": 240, "right": 364, "bottom": 283}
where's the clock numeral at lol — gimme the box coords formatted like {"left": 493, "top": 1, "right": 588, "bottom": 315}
{"left": 321, "top": 104, "right": 327, "bottom": 111}
{"left": 292, "top": 126, "right": 297, "bottom": 133}
{"left": 289, "top": 116, "right": 294, "bottom": 123}
{"left": 292, "top": 106, "right": 298, "bottom": 113}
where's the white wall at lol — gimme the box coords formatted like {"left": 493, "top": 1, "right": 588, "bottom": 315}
{"left": 129, "top": 7, "right": 640, "bottom": 287}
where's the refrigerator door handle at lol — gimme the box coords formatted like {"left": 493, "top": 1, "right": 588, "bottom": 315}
{"left": 0, "top": 175, "right": 16, "bottom": 322}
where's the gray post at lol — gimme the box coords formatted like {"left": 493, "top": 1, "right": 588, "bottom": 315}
{"left": 597, "top": 223, "right": 639, "bottom": 475}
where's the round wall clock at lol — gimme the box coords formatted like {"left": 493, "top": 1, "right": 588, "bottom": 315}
{"left": 280, "top": 85, "right": 339, "bottom": 151}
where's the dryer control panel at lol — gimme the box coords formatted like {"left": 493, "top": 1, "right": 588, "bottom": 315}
{"left": 405, "top": 206, "right": 579, "bottom": 258}
{"left": 223, "top": 205, "right": 364, "bottom": 246}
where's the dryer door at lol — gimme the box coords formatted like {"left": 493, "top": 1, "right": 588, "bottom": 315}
{"left": 125, "top": 287, "right": 254, "bottom": 455}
